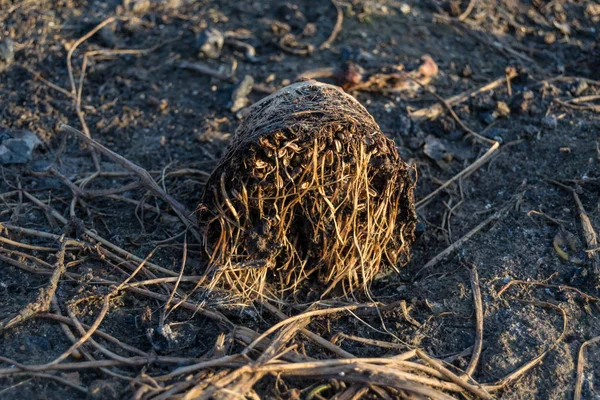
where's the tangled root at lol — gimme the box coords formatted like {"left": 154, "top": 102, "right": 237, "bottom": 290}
{"left": 198, "top": 81, "right": 416, "bottom": 302}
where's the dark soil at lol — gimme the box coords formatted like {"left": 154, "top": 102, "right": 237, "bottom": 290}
{"left": 1, "top": 0, "right": 599, "bottom": 399}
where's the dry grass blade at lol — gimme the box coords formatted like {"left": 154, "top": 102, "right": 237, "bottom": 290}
{"left": 574, "top": 335, "right": 600, "bottom": 400}
{"left": 193, "top": 320, "right": 309, "bottom": 399}
{"left": 256, "top": 361, "right": 460, "bottom": 399}
{"left": 243, "top": 303, "right": 379, "bottom": 356}
{"left": 7, "top": 372, "right": 88, "bottom": 393}
{"left": 464, "top": 265, "right": 483, "bottom": 378}
{"left": 261, "top": 301, "right": 356, "bottom": 358}
{"left": 416, "top": 350, "right": 492, "bottom": 399}
{"left": 319, "top": 0, "right": 343, "bottom": 50}
{"left": 65, "top": 16, "right": 122, "bottom": 173}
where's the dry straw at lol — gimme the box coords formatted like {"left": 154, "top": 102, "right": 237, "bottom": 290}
{"left": 198, "top": 81, "right": 416, "bottom": 302}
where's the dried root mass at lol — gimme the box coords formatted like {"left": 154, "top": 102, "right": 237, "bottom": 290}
{"left": 198, "top": 81, "right": 416, "bottom": 301}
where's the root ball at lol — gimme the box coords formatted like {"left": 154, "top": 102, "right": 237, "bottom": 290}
{"left": 198, "top": 81, "right": 416, "bottom": 301}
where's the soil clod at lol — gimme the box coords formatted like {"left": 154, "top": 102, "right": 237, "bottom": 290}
{"left": 198, "top": 80, "right": 417, "bottom": 301}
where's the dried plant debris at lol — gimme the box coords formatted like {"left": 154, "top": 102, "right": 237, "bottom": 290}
{"left": 297, "top": 55, "right": 439, "bottom": 93}
{"left": 198, "top": 81, "right": 417, "bottom": 302}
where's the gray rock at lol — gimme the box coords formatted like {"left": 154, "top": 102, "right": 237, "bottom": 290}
{"left": 541, "top": 115, "right": 558, "bottom": 130}
{"left": 423, "top": 134, "right": 452, "bottom": 161}
{"left": 0, "top": 129, "right": 42, "bottom": 164}
{"left": 0, "top": 38, "right": 15, "bottom": 72}
{"left": 197, "top": 28, "right": 224, "bottom": 59}
{"left": 99, "top": 26, "right": 118, "bottom": 48}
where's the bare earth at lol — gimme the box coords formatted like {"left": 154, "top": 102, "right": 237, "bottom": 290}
{"left": 0, "top": 0, "right": 599, "bottom": 399}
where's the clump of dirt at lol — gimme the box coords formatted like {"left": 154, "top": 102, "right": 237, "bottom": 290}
{"left": 198, "top": 81, "right": 416, "bottom": 301}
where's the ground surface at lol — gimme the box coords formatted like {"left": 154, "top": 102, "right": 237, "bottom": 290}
{"left": 0, "top": 0, "right": 599, "bottom": 399}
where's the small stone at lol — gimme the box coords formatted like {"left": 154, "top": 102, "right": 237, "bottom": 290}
{"left": 123, "top": 0, "right": 151, "bottom": 14}
{"left": 400, "top": 3, "right": 411, "bottom": 14}
{"left": 0, "top": 38, "right": 15, "bottom": 72}
{"left": 122, "top": 17, "right": 144, "bottom": 34}
{"left": 423, "top": 135, "right": 452, "bottom": 162}
{"left": 0, "top": 129, "right": 42, "bottom": 165}
{"left": 541, "top": 115, "right": 558, "bottom": 130}
{"left": 302, "top": 23, "right": 317, "bottom": 37}
{"left": 482, "top": 111, "right": 497, "bottom": 124}
{"left": 147, "top": 322, "right": 198, "bottom": 352}
{"left": 471, "top": 92, "right": 495, "bottom": 110}
{"left": 265, "top": 73, "right": 276, "bottom": 83}
{"left": 196, "top": 28, "right": 224, "bottom": 59}
{"left": 461, "top": 64, "right": 472, "bottom": 77}
{"left": 230, "top": 75, "right": 254, "bottom": 112}
{"left": 407, "top": 135, "right": 424, "bottom": 150}
{"left": 99, "top": 26, "right": 118, "bottom": 48}
{"left": 569, "top": 79, "right": 588, "bottom": 96}
{"left": 484, "top": 127, "right": 509, "bottom": 142}
{"left": 396, "top": 114, "right": 412, "bottom": 137}
{"left": 544, "top": 32, "right": 556, "bottom": 44}
{"left": 523, "top": 125, "right": 539, "bottom": 136}
{"left": 495, "top": 101, "right": 511, "bottom": 118}
{"left": 586, "top": 4, "right": 600, "bottom": 16}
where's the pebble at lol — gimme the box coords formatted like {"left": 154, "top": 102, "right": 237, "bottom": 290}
{"left": 523, "top": 125, "right": 539, "bottom": 136}
{"left": 196, "top": 28, "right": 224, "bottom": 59}
{"left": 461, "top": 64, "right": 473, "bottom": 77}
{"left": 0, "top": 38, "right": 15, "bottom": 72}
{"left": 513, "top": 90, "right": 534, "bottom": 114}
{"left": 0, "top": 129, "right": 42, "bottom": 164}
{"left": 569, "top": 79, "right": 588, "bottom": 96}
{"left": 541, "top": 115, "right": 558, "bottom": 130}
{"left": 230, "top": 75, "right": 254, "bottom": 112}
{"left": 122, "top": 0, "right": 151, "bottom": 14}
{"left": 495, "top": 101, "right": 511, "bottom": 118}
{"left": 423, "top": 135, "right": 452, "bottom": 162}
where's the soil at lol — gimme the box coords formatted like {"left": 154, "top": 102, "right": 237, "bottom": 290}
{"left": 0, "top": 0, "right": 599, "bottom": 399}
